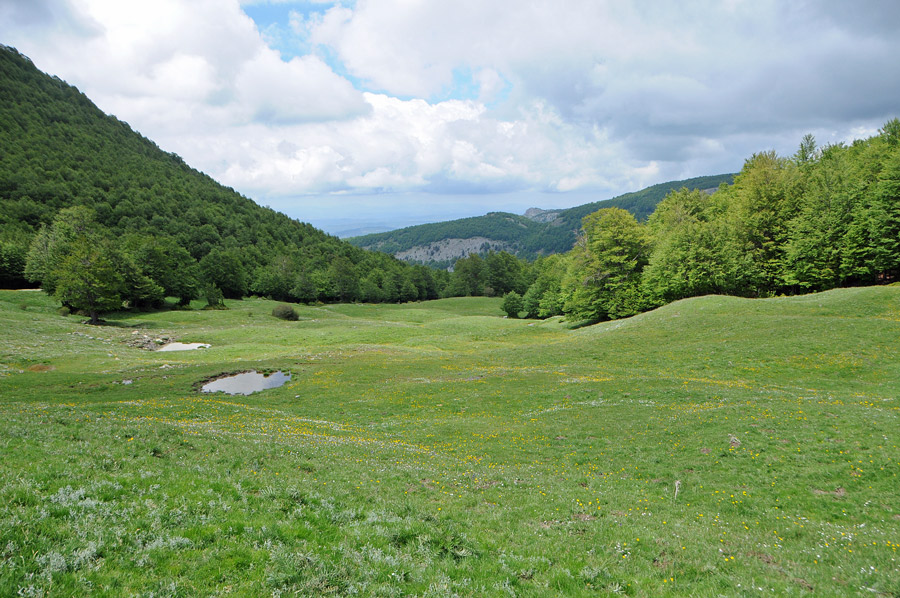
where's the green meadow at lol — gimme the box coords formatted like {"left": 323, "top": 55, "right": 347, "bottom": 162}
{"left": 1, "top": 288, "right": 898, "bottom": 597}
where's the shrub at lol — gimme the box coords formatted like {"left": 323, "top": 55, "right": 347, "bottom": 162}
{"left": 501, "top": 291, "right": 523, "bottom": 318}
{"left": 272, "top": 303, "right": 299, "bottom": 321}
{"left": 58, "top": 306, "right": 71, "bottom": 317}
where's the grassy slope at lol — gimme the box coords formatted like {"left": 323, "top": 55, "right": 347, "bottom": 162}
{"left": 1, "top": 289, "right": 898, "bottom": 596}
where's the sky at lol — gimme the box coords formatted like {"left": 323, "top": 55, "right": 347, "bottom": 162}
{"left": 2, "top": 1, "right": 899, "bottom": 235}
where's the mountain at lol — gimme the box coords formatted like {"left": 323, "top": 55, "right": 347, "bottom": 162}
{"left": 347, "top": 173, "right": 735, "bottom": 268}
{"left": 0, "top": 45, "right": 443, "bottom": 301}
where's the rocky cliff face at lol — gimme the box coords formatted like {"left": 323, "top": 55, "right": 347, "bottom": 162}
{"left": 395, "top": 237, "right": 514, "bottom": 264}
{"left": 523, "top": 208, "right": 561, "bottom": 223}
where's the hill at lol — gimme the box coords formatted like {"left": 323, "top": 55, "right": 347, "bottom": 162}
{"left": 0, "top": 45, "right": 442, "bottom": 301}
{"left": 1, "top": 285, "right": 898, "bottom": 594}
{"left": 347, "top": 173, "right": 735, "bottom": 268}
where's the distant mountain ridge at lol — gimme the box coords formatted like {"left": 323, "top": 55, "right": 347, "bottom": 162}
{"left": 347, "top": 174, "right": 735, "bottom": 268}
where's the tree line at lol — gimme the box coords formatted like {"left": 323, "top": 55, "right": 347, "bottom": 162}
{"left": 450, "top": 122, "right": 900, "bottom": 320}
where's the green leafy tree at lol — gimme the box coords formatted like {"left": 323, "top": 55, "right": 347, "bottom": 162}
{"left": 116, "top": 250, "right": 165, "bottom": 309}
{"left": 0, "top": 237, "right": 29, "bottom": 288}
{"left": 781, "top": 144, "right": 854, "bottom": 291}
{"left": 728, "top": 151, "right": 802, "bottom": 295}
{"left": 199, "top": 247, "right": 247, "bottom": 299}
{"left": 24, "top": 206, "right": 99, "bottom": 294}
{"left": 564, "top": 208, "right": 650, "bottom": 321}
{"left": 841, "top": 143, "right": 900, "bottom": 283}
{"left": 329, "top": 255, "right": 359, "bottom": 302}
{"left": 290, "top": 270, "right": 319, "bottom": 304}
{"left": 53, "top": 238, "right": 125, "bottom": 324}
{"left": 450, "top": 254, "right": 487, "bottom": 296}
{"left": 641, "top": 188, "right": 755, "bottom": 303}
{"left": 485, "top": 251, "right": 525, "bottom": 296}
{"left": 521, "top": 255, "right": 567, "bottom": 318}
{"left": 129, "top": 237, "right": 201, "bottom": 305}
{"left": 501, "top": 291, "right": 523, "bottom": 318}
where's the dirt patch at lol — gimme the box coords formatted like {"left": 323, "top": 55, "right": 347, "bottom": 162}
{"left": 571, "top": 513, "right": 595, "bottom": 522}
{"left": 813, "top": 487, "right": 846, "bottom": 498}
{"left": 652, "top": 551, "right": 671, "bottom": 569}
{"left": 700, "top": 448, "right": 711, "bottom": 454}
{"left": 748, "top": 551, "right": 777, "bottom": 566}
{"left": 475, "top": 480, "right": 501, "bottom": 490}
{"left": 25, "top": 364, "right": 54, "bottom": 372}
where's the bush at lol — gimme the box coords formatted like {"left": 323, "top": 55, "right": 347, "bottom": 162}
{"left": 272, "top": 303, "right": 299, "bottom": 321}
{"left": 58, "top": 306, "right": 70, "bottom": 317}
{"left": 501, "top": 291, "right": 523, "bottom": 318}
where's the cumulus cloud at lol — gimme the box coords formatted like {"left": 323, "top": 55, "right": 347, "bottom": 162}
{"left": 307, "top": 0, "right": 900, "bottom": 161}
{"left": 1, "top": 0, "right": 898, "bottom": 229}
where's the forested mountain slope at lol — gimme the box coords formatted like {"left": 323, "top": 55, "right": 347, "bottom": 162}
{"left": 0, "top": 46, "right": 441, "bottom": 302}
{"left": 348, "top": 173, "right": 734, "bottom": 267}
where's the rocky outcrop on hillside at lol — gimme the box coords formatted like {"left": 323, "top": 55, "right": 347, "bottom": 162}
{"left": 395, "top": 237, "right": 514, "bottom": 263}
{"left": 523, "top": 208, "right": 561, "bottom": 223}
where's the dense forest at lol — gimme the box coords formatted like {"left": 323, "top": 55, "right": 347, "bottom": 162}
{"left": 348, "top": 173, "right": 735, "bottom": 267}
{"left": 0, "top": 46, "right": 445, "bottom": 309}
{"left": 450, "top": 124, "right": 900, "bottom": 321}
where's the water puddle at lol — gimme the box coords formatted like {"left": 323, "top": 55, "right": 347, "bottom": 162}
{"left": 158, "top": 342, "right": 211, "bottom": 352}
{"left": 201, "top": 370, "right": 291, "bottom": 395}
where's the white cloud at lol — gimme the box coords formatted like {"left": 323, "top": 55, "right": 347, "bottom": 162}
{"left": 235, "top": 49, "right": 369, "bottom": 124}
{"left": 1, "top": 0, "right": 898, "bottom": 228}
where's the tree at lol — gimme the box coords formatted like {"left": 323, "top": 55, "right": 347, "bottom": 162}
{"left": 329, "top": 255, "right": 359, "bottom": 302}
{"left": 728, "top": 151, "right": 802, "bottom": 295}
{"left": 24, "top": 206, "right": 99, "bottom": 294}
{"left": 134, "top": 237, "right": 201, "bottom": 306}
{"left": 641, "top": 188, "right": 755, "bottom": 303}
{"left": 53, "top": 237, "right": 124, "bottom": 324}
{"left": 485, "top": 251, "right": 524, "bottom": 296}
{"left": 521, "top": 254, "right": 567, "bottom": 318}
{"left": 450, "top": 254, "right": 487, "bottom": 296}
{"left": 0, "top": 238, "right": 29, "bottom": 288}
{"left": 781, "top": 144, "right": 854, "bottom": 291}
{"left": 564, "top": 208, "right": 650, "bottom": 321}
{"left": 501, "top": 291, "right": 523, "bottom": 318}
{"left": 199, "top": 247, "right": 247, "bottom": 299}
{"left": 840, "top": 142, "right": 900, "bottom": 283}
{"left": 290, "top": 270, "right": 319, "bottom": 304}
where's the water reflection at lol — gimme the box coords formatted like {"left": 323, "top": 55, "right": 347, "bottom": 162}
{"left": 201, "top": 370, "right": 291, "bottom": 395}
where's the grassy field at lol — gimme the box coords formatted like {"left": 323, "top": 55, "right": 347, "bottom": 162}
{"left": 1, "top": 288, "right": 898, "bottom": 597}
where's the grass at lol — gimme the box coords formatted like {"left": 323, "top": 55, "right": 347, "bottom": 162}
{"left": 1, "top": 288, "right": 898, "bottom": 596}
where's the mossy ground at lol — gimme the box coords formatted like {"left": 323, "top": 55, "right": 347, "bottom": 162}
{"left": 1, "top": 288, "right": 898, "bottom": 596}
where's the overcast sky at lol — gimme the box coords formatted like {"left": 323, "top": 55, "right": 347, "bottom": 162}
{"left": 2, "top": 0, "right": 899, "bottom": 235}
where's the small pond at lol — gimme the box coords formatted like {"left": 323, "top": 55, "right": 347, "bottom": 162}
{"left": 201, "top": 370, "right": 291, "bottom": 396}
{"left": 158, "top": 342, "right": 211, "bottom": 352}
